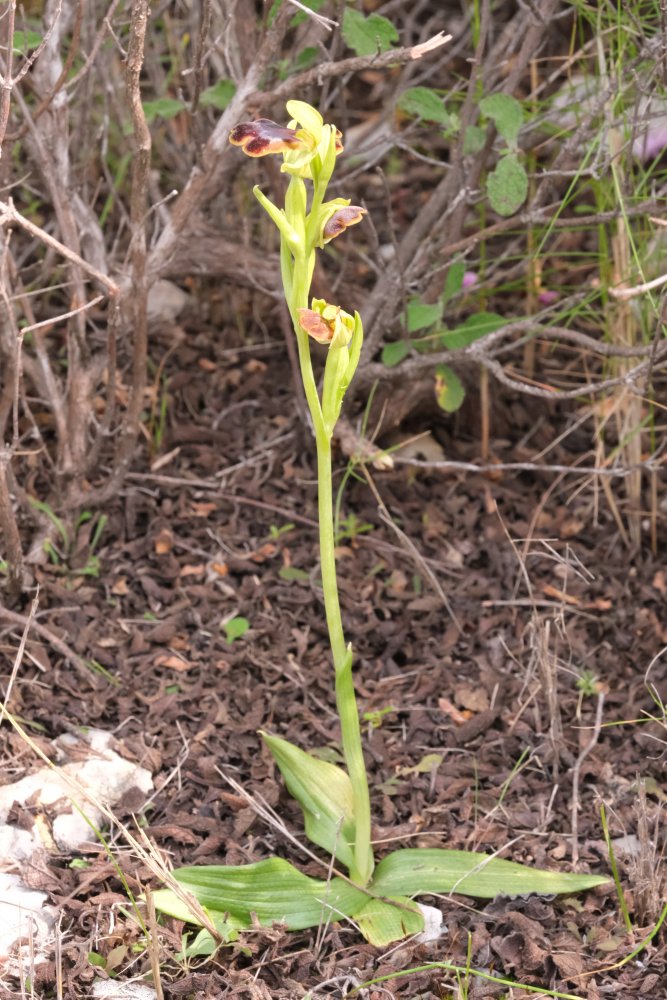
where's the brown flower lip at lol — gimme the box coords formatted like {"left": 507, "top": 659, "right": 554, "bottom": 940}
{"left": 297, "top": 308, "right": 334, "bottom": 344}
{"left": 229, "top": 119, "right": 305, "bottom": 157}
{"left": 322, "top": 206, "right": 367, "bottom": 243}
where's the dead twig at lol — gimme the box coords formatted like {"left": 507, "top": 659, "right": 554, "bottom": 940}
{"left": 0, "top": 199, "right": 118, "bottom": 297}
{"left": 0, "top": 606, "right": 98, "bottom": 681}
{"left": 570, "top": 692, "right": 605, "bottom": 866}
{"left": 267, "top": 31, "right": 451, "bottom": 100}
{"left": 0, "top": 448, "right": 23, "bottom": 600}
{"left": 105, "top": 0, "right": 151, "bottom": 493}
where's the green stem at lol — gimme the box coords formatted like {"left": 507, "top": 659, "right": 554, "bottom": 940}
{"left": 315, "top": 430, "right": 373, "bottom": 886}
{"left": 286, "top": 175, "right": 373, "bottom": 887}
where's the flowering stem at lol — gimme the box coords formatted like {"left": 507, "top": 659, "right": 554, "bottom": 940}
{"left": 284, "top": 173, "right": 373, "bottom": 886}
{"left": 315, "top": 430, "right": 373, "bottom": 885}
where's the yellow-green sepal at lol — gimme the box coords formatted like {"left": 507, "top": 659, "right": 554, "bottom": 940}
{"left": 253, "top": 185, "right": 302, "bottom": 253}
{"left": 321, "top": 310, "right": 363, "bottom": 436}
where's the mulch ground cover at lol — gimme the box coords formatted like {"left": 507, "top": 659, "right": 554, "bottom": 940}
{"left": 1, "top": 317, "right": 666, "bottom": 999}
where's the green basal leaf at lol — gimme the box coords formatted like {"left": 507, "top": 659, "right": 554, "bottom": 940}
{"left": 342, "top": 9, "right": 399, "bottom": 56}
{"left": 370, "top": 849, "right": 609, "bottom": 899}
{"left": 381, "top": 340, "right": 410, "bottom": 367}
{"left": 486, "top": 154, "right": 528, "bottom": 216}
{"left": 353, "top": 894, "right": 424, "bottom": 946}
{"left": 398, "top": 87, "right": 450, "bottom": 126}
{"left": 262, "top": 732, "right": 358, "bottom": 870}
{"left": 163, "top": 858, "right": 367, "bottom": 929}
{"left": 151, "top": 890, "right": 247, "bottom": 935}
{"left": 441, "top": 261, "right": 465, "bottom": 307}
{"left": 407, "top": 297, "right": 443, "bottom": 332}
{"left": 441, "top": 311, "right": 505, "bottom": 350}
{"left": 479, "top": 93, "right": 524, "bottom": 148}
{"left": 434, "top": 364, "right": 465, "bottom": 413}
{"left": 200, "top": 79, "right": 236, "bottom": 110}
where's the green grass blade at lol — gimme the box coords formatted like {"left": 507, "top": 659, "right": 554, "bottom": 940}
{"left": 371, "top": 848, "right": 608, "bottom": 899}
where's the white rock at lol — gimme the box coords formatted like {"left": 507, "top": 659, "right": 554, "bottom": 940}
{"left": 0, "top": 729, "right": 153, "bottom": 854}
{"left": 91, "top": 982, "right": 157, "bottom": 999}
{"left": 414, "top": 902, "right": 446, "bottom": 944}
{"left": 0, "top": 873, "right": 56, "bottom": 962}
{"left": 0, "top": 824, "right": 39, "bottom": 861}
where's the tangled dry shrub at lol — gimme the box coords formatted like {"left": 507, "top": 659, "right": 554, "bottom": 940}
{"left": 1, "top": 0, "right": 665, "bottom": 603}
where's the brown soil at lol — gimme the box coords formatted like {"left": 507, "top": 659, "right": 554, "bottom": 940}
{"left": 2, "top": 323, "right": 665, "bottom": 999}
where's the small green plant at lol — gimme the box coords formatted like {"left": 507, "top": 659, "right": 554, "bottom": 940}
{"left": 335, "top": 511, "right": 374, "bottom": 543}
{"left": 153, "top": 100, "right": 607, "bottom": 953}
{"left": 268, "top": 522, "right": 295, "bottom": 540}
{"left": 28, "top": 499, "right": 107, "bottom": 577}
{"left": 223, "top": 616, "right": 250, "bottom": 644}
{"left": 362, "top": 705, "right": 396, "bottom": 731}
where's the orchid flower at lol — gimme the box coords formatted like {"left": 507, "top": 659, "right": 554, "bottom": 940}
{"left": 229, "top": 100, "right": 373, "bottom": 886}
{"left": 149, "top": 98, "right": 609, "bottom": 956}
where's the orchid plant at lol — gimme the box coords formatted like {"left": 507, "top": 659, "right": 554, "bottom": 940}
{"left": 153, "top": 101, "right": 607, "bottom": 954}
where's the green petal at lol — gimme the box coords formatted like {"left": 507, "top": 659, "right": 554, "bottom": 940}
{"left": 286, "top": 100, "right": 323, "bottom": 138}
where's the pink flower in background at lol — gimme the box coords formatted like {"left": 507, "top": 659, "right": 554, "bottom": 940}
{"left": 462, "top": 270, "right": 478, "bottom": 289}
{"left": 538, "top": 289, "right": 559, "bottom": 306}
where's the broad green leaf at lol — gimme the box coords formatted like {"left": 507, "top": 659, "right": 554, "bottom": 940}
{"left": 342, "top": 9, "right": 399, "bottom": 56}
{"left": 381, "top": 340, "right": 410, "bottom": 367}
{"left": 164, "top": 858, "right": 368, "bottom": 929}
{"left": 179, "top": 928, "right": 223, "bottom": 959}
{"left": 262, "top": 732, "right": 362, "bottom": 871}
{"left": 407, "top": 297, "right": 443, "bottom": 332}
{"left": 434, "top": 364, "right": 465, "bottom": 413}
{"left": 397, "top": 87, "right": 450, "bottom": 126}
{"left": 150, "top": 889, "right": 248, "bottom": 932}
{"left": 143, "top": 97, "right": 186, "bottom": 123}
{"left": 479, "top": 93, "right": 524, "bottom": 148}
{"left": 370, "top": 848, "right": 609, "bottom": 899}
{"left": 200, "top": 79, "right": 236, "bottom": 110}
{"left": 441, "top": 261, "right": 465, "bottom": 307}
{"left": 463, "top": 125, "right": 486, "bottom": 155}
{"left": 486, "top": 154, "right": 528, "bottom": 216}
{"left": 12, "top": 30, "right": 42, "bottom": 51}
{"left": 441, "top": 311, "right": 505, "bottom": 350}
{"left": 353, "top": 894, "right": 424, "bottom": 946}
{"left": 224, "top": 616, "right": 249, "bottom": 643}
{"left": 151, "top": 889, "right": 245, "bottom": 940}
